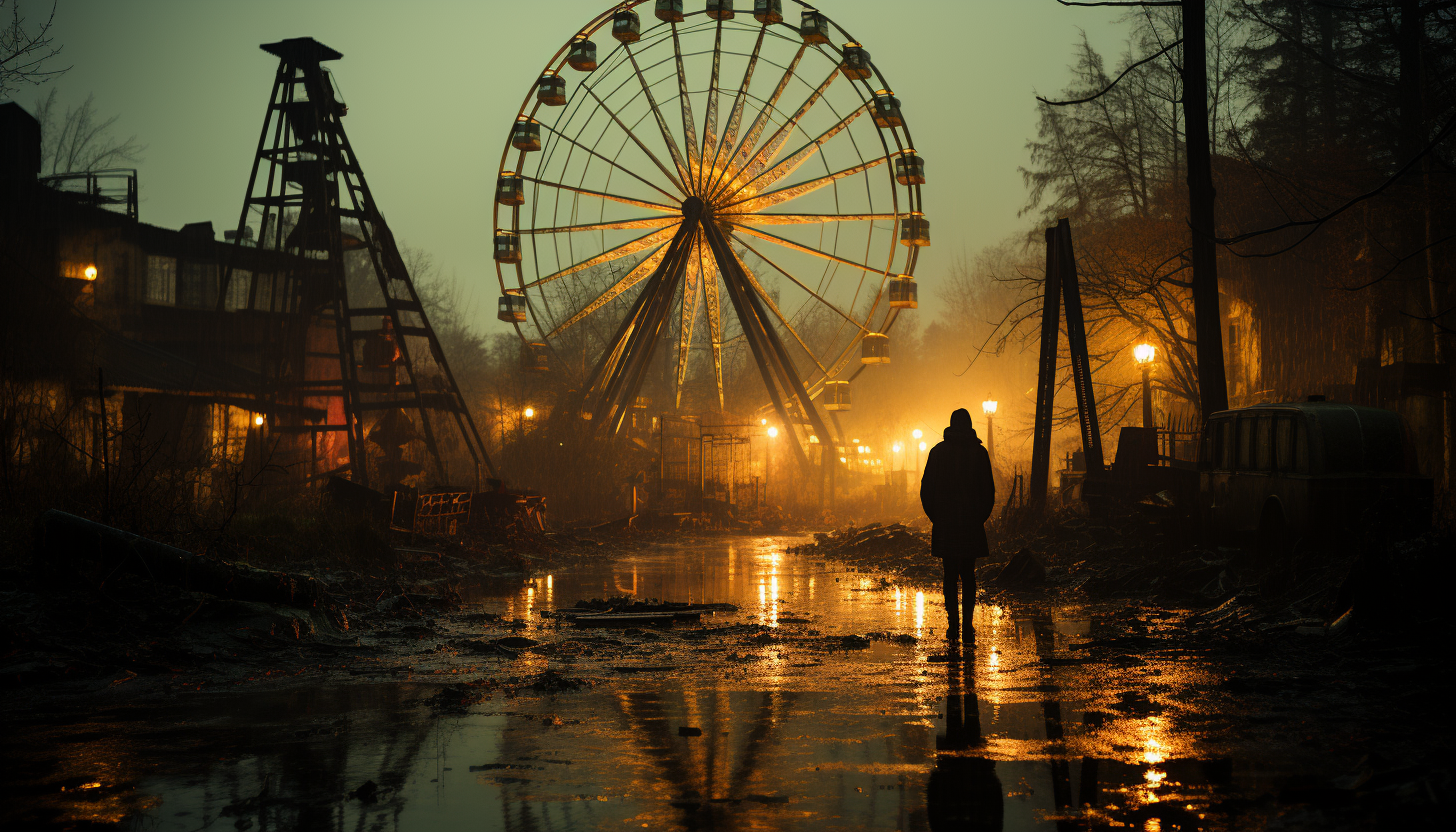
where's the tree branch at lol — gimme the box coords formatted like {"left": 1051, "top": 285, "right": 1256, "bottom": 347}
{"left": 1038, "top": 39, "right": 1184, "bottom": 106}
{"left": 1218, "top": 109, "right": 1456, "bottom": 250}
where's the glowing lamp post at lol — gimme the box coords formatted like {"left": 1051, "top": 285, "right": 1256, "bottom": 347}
{"left": 982, "top": 400, "right": 998, "bottom": 462}
{"left": 1134, "top": 344, "right": 1156, "bottom": 428}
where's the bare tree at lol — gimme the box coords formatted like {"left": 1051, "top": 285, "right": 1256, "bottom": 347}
{"left": 0, "top": 0, "right": 65, "bottom": 98}
{"left": 33, "top": 89, "right": 144, "bottom": 174}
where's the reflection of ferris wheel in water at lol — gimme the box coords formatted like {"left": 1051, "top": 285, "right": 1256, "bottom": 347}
{"left": 494, "top": 0, "right": 925, "bottom": 456}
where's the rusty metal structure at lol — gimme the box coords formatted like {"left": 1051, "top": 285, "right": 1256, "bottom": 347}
{"left": 220, "top": 37, "right": 492, "bottom": 489}
{"left": 493, "top": 1, "right": 924, "bottom": 480}
{"left": 1029, "top": 219, "right": 1104, "bottom": 509}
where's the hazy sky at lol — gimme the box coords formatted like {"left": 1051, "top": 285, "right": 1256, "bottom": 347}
{"left": 24, "top": 0, "right": 1136, "bottom": 334}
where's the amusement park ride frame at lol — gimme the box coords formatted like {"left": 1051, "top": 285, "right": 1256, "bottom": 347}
{"left": 494, "top": 0, "right": 926, "bottom": 471}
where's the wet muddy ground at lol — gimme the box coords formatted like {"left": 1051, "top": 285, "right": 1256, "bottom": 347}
{"left": 2, "top": 536, "right": 1447, "bottom": 830}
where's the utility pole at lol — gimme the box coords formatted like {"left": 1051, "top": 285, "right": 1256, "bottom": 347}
{"left": 1182, "top": 0, "right": 1229, "bottom": 421}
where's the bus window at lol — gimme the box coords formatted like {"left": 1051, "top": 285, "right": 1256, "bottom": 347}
{"left": 1294, "top": 418, "right": 1309, "bottom": 473}
{"left": 1255, "top": 414, "right": 1273, "bottom": 471}
{"left": 1237, "top": 416, "right": 1255, "bottom": 469}
{"left": 1218, "top": 418, "right": 1235, "bottom": 470}
{"left": 1275, "top": 414, "right": 1293, "bottom": 471}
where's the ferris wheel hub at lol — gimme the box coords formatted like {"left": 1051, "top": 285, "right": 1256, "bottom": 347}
{"left": 680, "top": 195, "right": 706, "bottom": 219}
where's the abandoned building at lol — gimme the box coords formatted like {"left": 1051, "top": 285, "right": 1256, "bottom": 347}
{"left": 0, "top": 39, "right": 492, "bottom": 514}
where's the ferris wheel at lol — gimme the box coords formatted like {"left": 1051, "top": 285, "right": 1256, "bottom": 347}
{"left": 493, "top": 0, "right": 925, "bottom": 462}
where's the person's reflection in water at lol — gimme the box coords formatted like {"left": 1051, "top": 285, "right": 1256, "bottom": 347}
{"left": 927, "top": 661, "right": 1003, "bottom": 831}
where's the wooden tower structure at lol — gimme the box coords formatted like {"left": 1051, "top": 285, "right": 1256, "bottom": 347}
{"left": 219, "top": 37, "right": 492, "bottom": 489}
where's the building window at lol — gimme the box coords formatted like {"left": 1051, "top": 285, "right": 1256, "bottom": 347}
{"left": 224, "top": 269, "right": 253, "bottom": 311}
{"left": 146, "top": 255, "right": 176, "bottom": 305}
{"left": 254, "top": 273, "right": 274, "bottom": 312}
{"left": 178, "top": 261, "right": 218, "bottom": 309}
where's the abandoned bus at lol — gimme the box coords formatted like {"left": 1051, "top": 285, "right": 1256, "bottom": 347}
{"left": 1199, "top": 399, "right": 1432, "bottom": 544}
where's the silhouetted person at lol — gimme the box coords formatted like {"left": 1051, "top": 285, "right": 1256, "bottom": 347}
{"left": 927, "top": 661, "right": 1003, "bottom": 831}
{"left": 920, "top": 408, "right": 995, "bottom": 648}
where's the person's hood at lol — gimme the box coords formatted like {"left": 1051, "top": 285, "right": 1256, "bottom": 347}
{"left": 943, "top": 407, "right": 981, "bottom": 444}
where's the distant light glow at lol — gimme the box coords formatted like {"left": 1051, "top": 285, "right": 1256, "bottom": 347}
{"left": 767, "top": 426, "right": 779, "bottom": 438}
{"left": 253, "top": 414, "right": 265, "bottom": 427}
{"left": 760, "top": 418, "right": 768, "bottom": 425}
{"left": 1135, "top": 343, "right": 1156, "bottom": 364}
{"left": 839, "top": 456, "right": 847, "bottom": 463}
{"left": 911, "top": 428, "right": 922, "bottom": 439}
{"left": 83, "top": 264, "right": 98, "bottom": 280}
{"left": 523, "top": 406, "right": 535, "bottom": 418}
{"left": 892, "top": 443, "right": 902, "bottom": 452}
{"left": 919, "top": 441, "right": 927, "bottom": 451}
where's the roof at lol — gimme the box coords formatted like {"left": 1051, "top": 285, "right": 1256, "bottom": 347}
{"left": 1216, "top": 400, "right": 1395, "bottom": 417}
{"left": 260, "top": 37, "right": 343, "bottom": 64}
{"left": 96, "top": 327, "right": 264, "bottom": 399}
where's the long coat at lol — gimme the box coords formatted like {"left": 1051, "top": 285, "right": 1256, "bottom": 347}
{"left": 919, "top": 427, "right": 995, "bottom": 561}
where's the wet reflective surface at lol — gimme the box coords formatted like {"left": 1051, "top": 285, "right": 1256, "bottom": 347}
{"left": 2, "top": 537, "right": 1339, "bottom": 830}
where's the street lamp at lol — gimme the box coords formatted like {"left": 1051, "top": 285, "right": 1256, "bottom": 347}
{"left": 982, "top": 400, "right": 998, "bottom": 462}
{"left": 1134, "top": 343, "right": 1156, "bottom": 428}
{"left": 523, "top": 406, "right": 535, "bottom": 419}
{"left": 767, "top": 426, "right": 778, "bottom": 438}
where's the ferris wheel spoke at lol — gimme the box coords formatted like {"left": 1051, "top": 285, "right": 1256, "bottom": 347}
{"left": 676, "top": 231, "right": 705, "bottom": 405}
{"left": 536, "top": 121, "right": 682, "bottom": 202}
{"left": 623, "top": 43, "right": 693, "bottom": 188}
{"left": 699, "top": 20, "right": 724, "bottom": 196}
{"left": 704, "top": 255, "right": 725, "bottom": 409}
{"left": 720, "top": 243, "right": 828, "bottom": 375}
{"left": 723, "top": 103, "right": 869, "bottom": 201}
{"left": 728, "top": 223, "right": 886, "bottom": 276}
{"left": 578, "top": 84, "right": 688, "bottom": 196}
{"left": 547, "top": 244, "right": 669, "bottom": 338}
{"left": 708, "top": 43, "right": 806, "bottom": 197}
{"left": 709, "top": 25, "right": 767, "bottom": 193}
{"left": 523, "top": 216, "right": 680, "bottom": 235}
{"left": 728, "top": 212, "right": 899, "bottom": 226}
{"left": 520, "top": 176, "right": 679, "bottom": 213}
{"left": 523, "top": 224, "right": 679, "bottom": 289}
{"left": 719, "top": 66, "right": 841, "bottom": 200}
{"left": 669, "top": 23, "right": 701, "bottom": 188}
{"left": 731, "top": 232, "right": 870, "bottom": 331}
{"left": 722, "top": 155, "right": 890, "bottom": 212}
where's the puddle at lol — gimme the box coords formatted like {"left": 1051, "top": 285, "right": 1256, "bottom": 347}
{"left": 0, "top": 536, "right": 1321, "bottom": 830}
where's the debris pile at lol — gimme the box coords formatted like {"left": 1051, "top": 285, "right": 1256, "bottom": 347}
{"left": 787, "top": 523, "right": 937, "bottom": 582}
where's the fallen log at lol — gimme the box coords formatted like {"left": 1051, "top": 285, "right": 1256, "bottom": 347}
{"left": 35, "top": 510, "right": 340, "bottom": 618}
